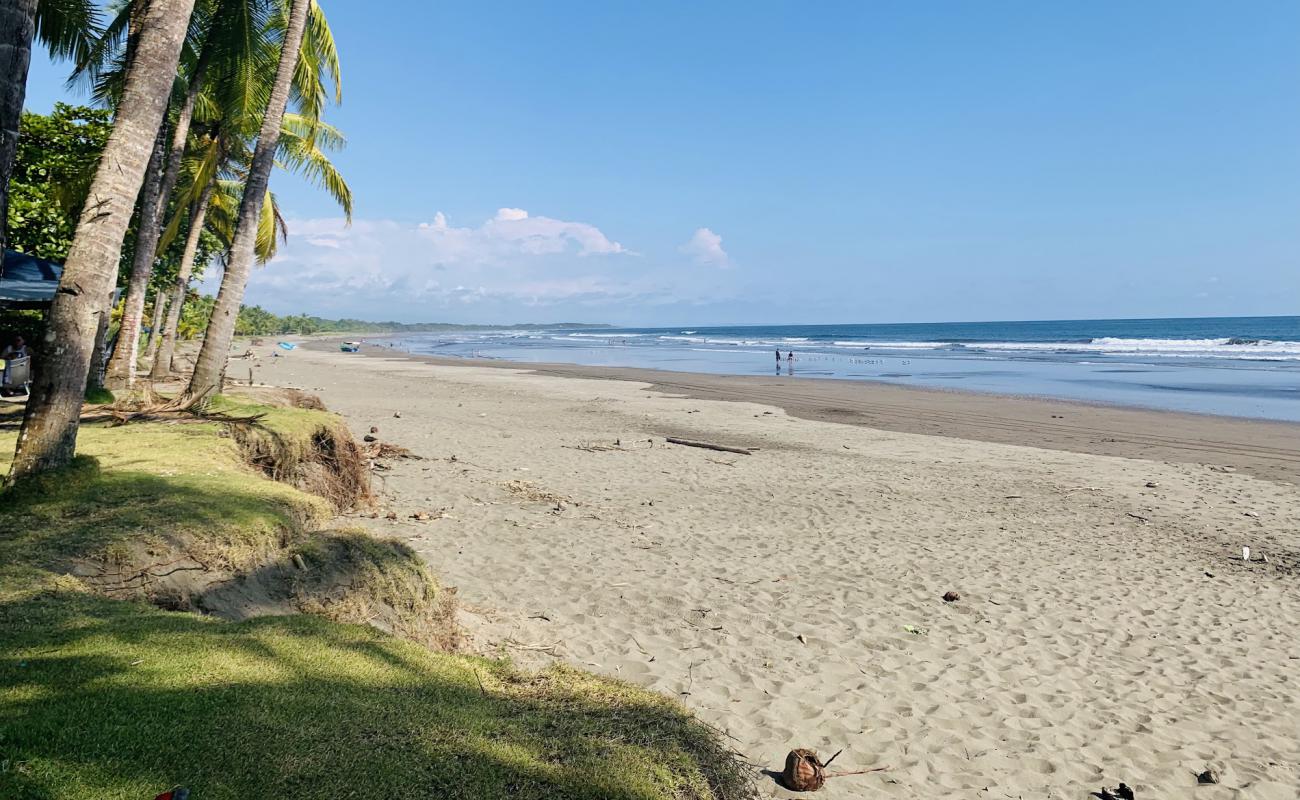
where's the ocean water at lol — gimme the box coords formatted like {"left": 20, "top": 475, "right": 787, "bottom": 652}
{"left": 386, "top": 316, "right": 1300, "bottom": 421}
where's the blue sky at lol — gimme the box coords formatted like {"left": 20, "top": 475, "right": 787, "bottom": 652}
{"left": 23, "top": 1, "right": 1300, "bottom": 325}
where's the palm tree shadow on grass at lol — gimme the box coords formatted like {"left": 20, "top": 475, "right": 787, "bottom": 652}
{"left": 0, "top": 454, "right": 311, "bottom": 570}
{"left": 0, "top": 592, "right": 754, "bottom": 800}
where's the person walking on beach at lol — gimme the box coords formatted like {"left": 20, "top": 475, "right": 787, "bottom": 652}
{"left": 775, "top": 350, "right": 782, "bottom": 364}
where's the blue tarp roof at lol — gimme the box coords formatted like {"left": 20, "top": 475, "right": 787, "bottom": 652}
{"left": 0, "top": 250, "right": 63, "bottom": 306}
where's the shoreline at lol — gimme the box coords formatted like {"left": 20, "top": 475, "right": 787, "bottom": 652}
{"left": 307, "top": 338, "right": 1300, "bottom": 486}
{"left": 265, "top": 342, "right": 1300, "bottom": 798}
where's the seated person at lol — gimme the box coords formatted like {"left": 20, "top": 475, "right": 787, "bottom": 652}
{"left": 2, "top": 335, "right": 29, "bottom": 360}
{"left": 2, "top": 335, "right": 29, "bottom": 391}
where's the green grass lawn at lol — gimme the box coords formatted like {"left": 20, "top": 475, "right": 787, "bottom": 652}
{"left": 0, "top": 405, "right": 751, "bottom": 800}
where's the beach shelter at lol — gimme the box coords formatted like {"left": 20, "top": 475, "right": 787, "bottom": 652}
{"left": 0, "top": 250, "right": 63, "bottom": 308}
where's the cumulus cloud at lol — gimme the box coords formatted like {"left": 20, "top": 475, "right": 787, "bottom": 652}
{"left": 680, "top": 227, "right": 729, "bottom": 267}
{"left": 200, "top": 208, "right": 742, "bottom": 322}
{"left": 416, "top": 207, "right": 626, "bottom": 263}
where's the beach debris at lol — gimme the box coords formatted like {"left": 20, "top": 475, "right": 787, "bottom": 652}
{"left": 1145, "top": 481, "right": 1159, "bottom": 488}
{"left": 779, "top": 748, "right": 888, "bottom": 792}
{"left": 1204, "top": 571, "right": 1215, "bottom": 578}
{"left": 393, "top": 411, "right": 402, "bottom": 418}
{"left": 783, "top": 748, "right": 832, "bottom": 792}
{"left": 364, "top": 441, "right": 419, "bottom": 460}
{"left": 385, "top": 511, "right": 398, "bottom": 521}
{"left": 1242, "top": 547, "right": 1251, "bottom": 562}
{"left": 903, "top": 624, "right": 928, "bottom": 635}
{"left": 942, "top": 591, "right": 960, "bottom": 602}
{"left": 1095, "top": 784, "right": 1135, "bottom": 800}
{"left": 1244, "top": 511, "right": 1258, "bottom": 518}
{"left": 1125, "top": 513, "right": 1149, "bottom": 524}
{"left": 665, "top": 436, "right": 754, "bottom": 455}
{"left": 369, "top": 426, "right": 379, "bottom": 434}
{"left": 363, "top": 434, "right": 378, "bottom": 443}
{"left": 153, "top": 788, "right": 190, "bottom": 800}
{"left": 796, "top": 634, "right": 807, "bottom": 645}
{"left": 291, "top": 554, "right": 308, "bottom": 571}
{"left": 1195, "top": 768, "right": 1219, "bottom": 784}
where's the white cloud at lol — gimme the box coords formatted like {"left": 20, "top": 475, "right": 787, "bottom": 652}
{"left": 201, "top": 209, "right": 739, "bottom": 322}
{"left": 680, "top": 227, "right": 730, "bottom": 267}
{"left": 415, "top": 207, "right": 626, "bottom": 263}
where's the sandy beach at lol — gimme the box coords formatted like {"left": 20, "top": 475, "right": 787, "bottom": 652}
{"left": 259, "top": 342, "right": 1300, "bottom": 798}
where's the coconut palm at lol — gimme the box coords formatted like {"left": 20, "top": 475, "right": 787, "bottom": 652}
{"left": 9, "top": 0, "right": 196, "bottom": 481}
{"left": 187, "top": 0, "right": 327, "bottom": 399}
{"left": 149, "top": 85, "right": 350, "bottom": 380}
{"left": 0, "top": 0, "right": 101, "bottom": 267}
{"left": 102, "top": 0, "right": 339, "bottom": 387}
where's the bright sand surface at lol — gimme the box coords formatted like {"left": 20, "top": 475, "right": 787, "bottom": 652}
{"left": 258, "top": 342, "right": 1300, "bottom": 798}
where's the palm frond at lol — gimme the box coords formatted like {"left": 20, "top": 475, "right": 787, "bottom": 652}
{"left": 255, "top": 189, "right": 287, "bottom": 263}
{"left": 35, "top": 0, "right": 103, "bottom": 64}
{"left": 280, "top": 112, "right": 345, "bottom": 151}
{"left": 274, "top": 126, "right": 352, "bottom": 220}
{"left": 159, "top": 134, "right": 225, "bottom": 252}
{"left": 306, "top": 0, "right": 340, "bottom": 103}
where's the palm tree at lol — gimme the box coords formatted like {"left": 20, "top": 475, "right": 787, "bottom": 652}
{"left": 0, "top": 0, "right": 100, "bottom": 268}
{"left": 102, "top": 0, "right": 340, "bottom": 387}
{"left": 147, "top": 134, "right": 290, "bottom": 379}
{"left": 101, "top": 0, "right": 262, "bottom": 386}
{"left": 8, "top": 0, "right": 196, "bottom": 481}
{"left": 188, "top": 0, "right": 321, "bottom": 399}
{"left": 149, "top": 80, "right": 351, "bottom": 381}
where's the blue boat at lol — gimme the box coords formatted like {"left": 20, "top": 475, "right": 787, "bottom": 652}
{"left": 277, "top": 341, "right": 297, "bottom": 351}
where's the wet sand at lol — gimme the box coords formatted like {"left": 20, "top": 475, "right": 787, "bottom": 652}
{"left": 334, "top": 340, "right": 1300, "bottom": 486}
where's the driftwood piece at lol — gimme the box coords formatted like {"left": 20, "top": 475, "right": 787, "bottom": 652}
{"left": 665, "top": 437, "right": 753, "bottom": 455}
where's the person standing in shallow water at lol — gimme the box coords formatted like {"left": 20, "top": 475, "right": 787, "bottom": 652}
{"left": 775, "top": 350, "right": 782, "bottom": 364}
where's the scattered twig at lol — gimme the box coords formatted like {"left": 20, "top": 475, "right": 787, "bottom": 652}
{"left": 826, "top": 765, "right": 891, "bottom": 779}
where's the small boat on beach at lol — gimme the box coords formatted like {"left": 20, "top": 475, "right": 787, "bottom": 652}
{"left": 277, "top": 341, "right": 297, "bottom": 351}
{"left": 340, "top": 341, "right": 361, "bottom": 352}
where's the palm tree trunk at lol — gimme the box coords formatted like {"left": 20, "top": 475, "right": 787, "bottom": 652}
{"left": 155, "top": 50, "right": 207, "bottom": 218}
{"left": 0, "top": 0, "right": 38, "bottom": 269}
{"left": 84, "top": 290, "right": 114, "bottom": 394}
{"left": 104, "top": 123, "right": 169, "bottom": 387}
{"left": 187, "top": 0, "right": 310, "bottom": 399}
{"left": 144, "top": 288, "right": 168, "bottom": 363}
{"left": 8, "top": 0, "right": 196, "bottom": 481}
{"left": 104, "top": 48, "right": 209, "bottom": 389}
{"left": 150, "top": 176, "right": 213, "bottom": 379}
